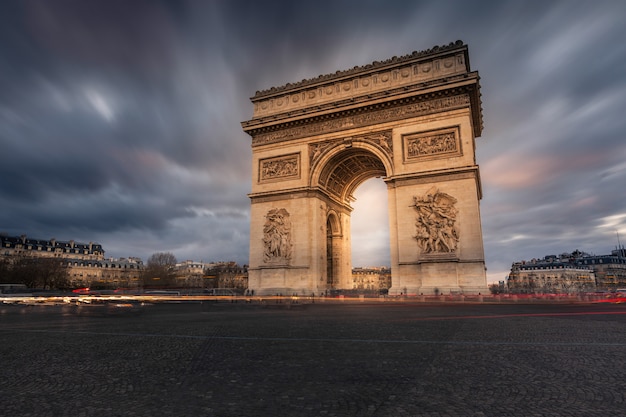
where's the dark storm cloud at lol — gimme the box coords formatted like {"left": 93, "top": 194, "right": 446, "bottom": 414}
{"left": 1, "top": 0, "right": 625, "bottom": 275}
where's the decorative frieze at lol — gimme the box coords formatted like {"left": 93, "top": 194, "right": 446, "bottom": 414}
{"left": 253, "top": 41, "right": 466, "bottom": 99}
{"left": 259, "top": 153, "right": 300, "bottom": 182}
{"left": 250, "top": 42, "right": 469, "bottom": 119}
{"left": 262, "top": 208, "right": 292, "bottom": 264}
{"left": 404, "top": 126, "right": 461, "bottom": 162}
{"left": 412, "top": 187, "right": 459, "bottom": 254}
{"left": 252, "top": 94, "right": 470, "bottom": 147}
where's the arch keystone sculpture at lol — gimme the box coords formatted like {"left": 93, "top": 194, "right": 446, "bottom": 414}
{"left": 242, "top": 41, "right": 488, "bottom": 295}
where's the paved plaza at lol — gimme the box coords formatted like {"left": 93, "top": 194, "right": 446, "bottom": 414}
{"left": 1, "top": 299, "right": 625, "bottom": 416}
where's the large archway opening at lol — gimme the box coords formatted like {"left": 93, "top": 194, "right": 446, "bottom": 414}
{"left": 317, "top": 146, "right": 389, "bottom": 291}
{"left": 351, "top": 178, "right": 390, "bottom": 269}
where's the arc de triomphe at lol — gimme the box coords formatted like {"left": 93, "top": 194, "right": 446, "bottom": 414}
{"left": 242, "top": 41, "right": 488, "bottom": 295}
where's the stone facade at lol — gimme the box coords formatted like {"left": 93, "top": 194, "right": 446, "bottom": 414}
{"left": 352, "top": 267, "right": 392, "bottom": 292}
{"left": 242, "top": 41, "right": 488, "bottom": 295}
{"left": 0, "top": 234, "right": 144, "bottom": 288}
{"left": 508, "top": 249, "right": 626, "bottom": 293}
{"left": 508, "top": 262, "right": 595, "bottom": 294}
{"left": 1, "top": 234, "right": 104, "bottom": 260}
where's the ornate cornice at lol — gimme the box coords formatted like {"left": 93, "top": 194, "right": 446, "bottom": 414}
{"left": 250, "top": 90, "right": 473, "bottom": 147}
{"left": 385, "top": 165, "right": 483, "bottom": 200}
{"left": 244, "top": 41, "right": 476, "bottom": 124}
{"left": 253, "top": 41, "right": 466, "bottom": 99}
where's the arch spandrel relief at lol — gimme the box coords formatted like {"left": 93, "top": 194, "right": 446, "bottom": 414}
{"left": 308, "top": 130, "right": 393, "bottom": 169}
{"left": 309, "top": 133, "right": 394, "bottom": 203}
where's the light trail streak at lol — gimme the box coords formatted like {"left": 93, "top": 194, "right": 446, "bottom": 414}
{"left": 2, "top": 328, "right": 626, "bottom": 347}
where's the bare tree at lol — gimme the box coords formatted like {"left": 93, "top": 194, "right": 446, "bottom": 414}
{"left": 0, "top": 257, "right": 12, "bottom": 283}
{"left": 142, "top": 252, "right": 177, "bottom": 288}
{"left": 0, "top": 256, "right": 69, "bottom": 289}
{"left": 37, "top": 258, "right": 71, "bottom": 290}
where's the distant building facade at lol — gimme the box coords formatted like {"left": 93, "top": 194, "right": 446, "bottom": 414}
{"left": 508, "top": 248, "right": 626, "bottom": 293}
{"left": 1, "top": 234, "right": 257, "bottom": 291}
{"left": 576, "top": 249, "right": 626, "bottom": 288}
{"left": 1, "top": 234, "right": 104, "bottom": 260}
{"left": 70, "top": 257, "right": 144, "bottom": 289}
{"left": 352, "top": 267, "right": 392, "bottom": 293}
{"left": 203, "top": 262, "right": 248, "bottom": 292}
{"left": 175, "top": 260, "right": 207, "bottom": 288}
{"left": 1, "top": 234, "right": 143, "bottom": 288}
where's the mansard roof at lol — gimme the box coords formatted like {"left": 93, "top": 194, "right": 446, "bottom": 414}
{"left": 513, "top": 249, "right": 626, "bottom": 270}
{"left": 0, "top": 234, "right": 104, "bottom": 253}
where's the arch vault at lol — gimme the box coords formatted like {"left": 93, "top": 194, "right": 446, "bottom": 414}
{"left": 242, "top": 41, "right": 488, "bottom": 295}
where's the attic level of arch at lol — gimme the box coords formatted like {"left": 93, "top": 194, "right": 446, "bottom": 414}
{"left": 243, "top": 83, "right": 483, "bottom": 147}
{"left": 252, "top": 41, "right": 468, "bottom": 98}
{"left": 243, "top": 71, "right": 479, "bottom": 126}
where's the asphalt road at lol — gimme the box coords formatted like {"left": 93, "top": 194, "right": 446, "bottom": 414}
{"left": 1, "top": 300, "right": 625, "bottom": 416}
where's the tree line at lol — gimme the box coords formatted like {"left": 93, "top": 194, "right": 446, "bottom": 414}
{"left": 0, "top": 252, "right": 245, "bottom": 291}
{"left": 0, "top": 252, "right": 181, "bottom": 291}
{"left": 0, "top": 256, "right": 71, "bottom": 290}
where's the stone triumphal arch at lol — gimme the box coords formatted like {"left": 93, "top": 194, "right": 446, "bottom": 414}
{"left": 242, "top": 41, "right": 488, "bottom": 295}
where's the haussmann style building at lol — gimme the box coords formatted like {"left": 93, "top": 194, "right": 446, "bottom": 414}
{"left": 507, "top": 248, "right": 626, "bottom": 293}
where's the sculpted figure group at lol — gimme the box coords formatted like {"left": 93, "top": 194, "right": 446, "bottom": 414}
{"left": 412, "top": 187, "right": 459, "bottom": 254}
{"left": 262, "top": 208, "right": 292, "bottom": 263}
{"left": 261, "top": 158, "right": 298, "bottom": 180}
{"left": 407, "top": 132, "right": 457, "bottom": 158}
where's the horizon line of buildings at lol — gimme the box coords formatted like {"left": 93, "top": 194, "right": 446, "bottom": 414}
{"left": 5, "top": 233, "right": 626, "bottom": 294}
{"left": 1, "top": 234, "right": 391, "bottom": 291}
{"left": 6, "top": 233, "right": 626, "bottom": 294}
{"left": 0, "top": 234, "right": 244, "bottom": 289}
{"left": 507, "top": 247, "right": 626, "bottom": 293}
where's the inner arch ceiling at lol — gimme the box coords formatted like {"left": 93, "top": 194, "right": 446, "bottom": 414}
{"left": 318, "top": 149, "right": 386, "bottom": 203}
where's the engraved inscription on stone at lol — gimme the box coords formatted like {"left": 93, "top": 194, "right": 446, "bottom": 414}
{"left": 263, "top": 208, "right": 292, "bottom": 263}
{"left": 412, "top": 187, "right": 459, "bottom": 254}
{"left": 404, "top": 127, "right": 460, "bottom": 161}
{"left": 259, "top": 154, "right": 300, "bottom": 182}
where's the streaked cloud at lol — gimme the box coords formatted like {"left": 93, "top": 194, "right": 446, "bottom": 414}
{"left": 0, "top": 0, "right": 624, "bottom": 284}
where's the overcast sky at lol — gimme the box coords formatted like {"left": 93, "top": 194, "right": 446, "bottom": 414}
{"left": 1, "top": 0, "right": 625, "bottom": 283}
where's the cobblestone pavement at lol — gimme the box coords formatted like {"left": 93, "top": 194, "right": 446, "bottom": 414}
{"left": 1, "top": 300, "right": 625, "bottom": 416}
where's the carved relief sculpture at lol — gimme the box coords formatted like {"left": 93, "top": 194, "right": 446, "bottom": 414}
{"left": 407, "top": 131, "right": 457, "bottom": 158}
{"left": 263, "top": 208, "right": 292, "bottom": 263}
{"left": 260, "top": 154, "right": 300, "bottom": 182}
{"left": 252, "top": 95, "right": 470, "bottom": 146}
{"left": 309, "top": 130, "right": 392, "bottom": 167}
{"left": 371, "top": 131, "right": 393, "bottom": 155}
{"left": 309, "top": 141, "right": 334, "bottom": 165}
{"left": 403, "top": 127, "right": 462, "bottom": 163}
{"left": 412, "top": 187, "right": 459, "bottom": 254}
